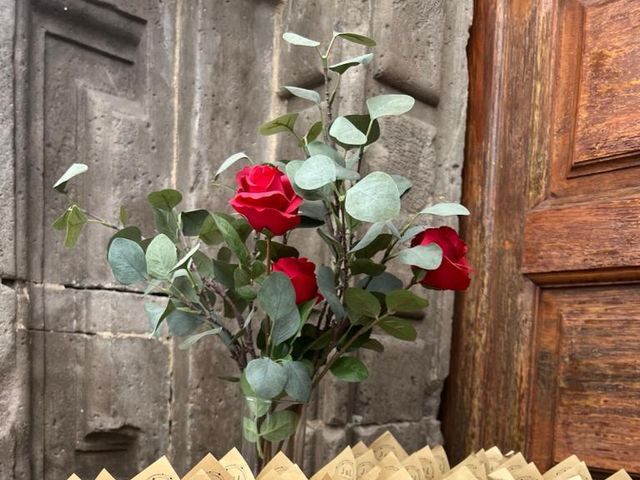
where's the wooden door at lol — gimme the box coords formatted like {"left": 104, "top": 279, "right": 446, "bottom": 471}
{"left": 442, "top": 0, "right": 640, "bottom": 475}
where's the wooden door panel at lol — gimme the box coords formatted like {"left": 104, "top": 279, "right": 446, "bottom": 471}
{"left": 529, "top": 286, "right": 640, "bottom": 471}
{"left": 443, "top": 0, "right": 640, "bottom": 474}
{"left": 551, "top": 0, "right": 640, "bottom": 194}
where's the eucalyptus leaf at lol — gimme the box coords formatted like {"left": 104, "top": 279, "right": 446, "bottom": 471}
{"left": 362, "top": 338, "right": 384, "bottom": 353}
{"left": 334, "top": 115, "right": 380, "bottom": 149}
{"left": 260, "top": 113, "right": 299, "bottom": 136}
{"left": 283, "top": 32, "right": 320, "bottom": 47}
{"left": 391, "top": 174, "right": 412, "bottom": 197}
{"left": 284, "top": 361, "right": 312, "bottom": 402}
{"left": 246, "top": 358, "right": 287, "bottom": 399}
{"left": 258, "top": 272, "right": 300, "bottom": 345}
{"left": 397, "top": 244, "right": 443, "bottom": 270}
{"left": 330, "top": 356, "right": 369, "bottom": 382}
{"left": 349, "top": 258, "right": 385, "bottom": 276}
{"left": 166, "top": 308, "right": 202, "bottom": 336}
{"left": 119, "top": 205, "right": 128, "bottom": 226}
{"left": 333, "top": 31, "right": 376, "bottom": 47}
{"left": 245, "top": 396, "right": 271, "bottom": 418}
{"left": 329, "top": 117, "right": 367, "bottom": 146}
{"left": 350, "top": 222, "right": 385, "bottom": 252}
{"left": 306, "top": 141, "right": 343, "bottom": 166}
{"left": 284, "top": 86, "right": 321, "bottom": 105}
{"left": 363, "top": 272, "right": 404, "bottom": 294}
{"left": 366, "top": 94, "right": 415, "bottom": 120}
{"left": 385, "top": 289, "right": 429, "bottom": 313}
{"left": 148, "top": 189, "right": 182, "bottom": 210}
{"left": 212, "top": 214, "right": 250, "bottom": 265}
{"left": 63, "top": 205, "right": 87, "bottom": 248}
{"left": 107, "top": 237, "right": 147, "bottom": 285}
{"left": 420, "top": 202, "right": 470, "bottom": 216}
{"left": 53, "top": 163, "right": 88, "bottom": 193}
{"left": 400, "top": 225, "right": 427, "bottom": 243}
{"left": 145, "top": 301, "right": 174, "bottom": 337}
{"left": 329, "top": 53, "right": 373, "bottom": 74}
{"left": 345, "top": 287, "right": 381, "bottom": 321}
{"left": 345, "top": 172, "right": 401, "bottom": 223}
{"left": 316, "top": 265, "right": 346, "bottom": 320}
{"left": 260, "top": 410, "right": 298, "bottom": 442}
{"left": 286, "top": 160, "right": 331, "bottom": 200}
{"left": 243, "top": 417, "right": 259, "bottom": 443}
{"left": 294, "top": 155, "right": 336, "bottom": 190}
{"left": 215, "top": 152, "right": 250, "bottom": 179}
{"left": 172, "top": 243, "right": 201, "bottom": 271}
{"left": 302, "top": 122, "right": 323, "bottom": 145}
{"left": 146, "top": 234, "right": 178, "bottom": 279}
{"left": 178, "top": 327, "right": 222, "bottom": 350}
{"left": 378, "top": 316, "right": 417, "bottom": 341}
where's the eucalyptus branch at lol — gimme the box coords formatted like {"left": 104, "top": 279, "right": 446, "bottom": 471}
{"left": 85, "top": 212, "right": 119, "bottom": 230}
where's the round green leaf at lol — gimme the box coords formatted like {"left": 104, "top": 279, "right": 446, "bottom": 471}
{"left": 397, "top": 244, "right": 443, "bottom": 270}
{"left": 283, "top": 32, "right": 320, "bottom": 47}
{"left": 345, "top": 287, "right": 381, "bottom": 321}
{"left": 366, "top": 94, "right": 415, "bottom": 120}
{"left": 258, "top": 272, "right": 301, "bottom": 345}
{"left": 330, "top": 356, "right": 369, "bottom": 382}
{"left": 146, "top": 234, "right": 178, "bottom": 279}
{"left": 178, "top": 327, "right": 222, "bottom": 350}
{"left": 334, "top": 32, "right": 376, "bottom": 47}
{"left": 260, "top": 410, "right": 298, "bottom": 442}
{"left": 260, "top": 113, "right": 299, "bottom": 136}
{"left": 284, "top": 361, "right": 312, "bottom": 402}
{"left": 246, "top": 358, "right": 287, "bottom": 399}
{"left": 284, "top": 86, "right": 321, "bottom": 105}
{"left": 53, "top": 163, "right": 88, "bottom": 193}
{"left": 107, "top": 237, "right": 147, "bottom": 285}
{"left": 420, "top": 202, "right": 470, "bottom": 216}
{"left": 329, "top": 53, "right": 373, "bottom": 74}
{"left": 215, "top": 152, "right": 250, "bottom": 179}
{"left": 295, "top": 155, "right": 337, "bottom": 190}
{"left": 385, "top": 290, "right": 429, "bottom": 313}
{"left": 212, "top": 214, "right": 250, "bottom": 265}
{"left": 345, "top": 172, "right": 401, "bottom": 223}
{"left": 166, "top": 308, "right": 202, "bottom": 336}
{"left": 148, "top": 189, "right": 182, "bottom": 210}
{"left": 243, "top": 417, "right": 259, "bottom": 443}
{"left": 378, "top": 316, "right": 417, "bottom": 341}
{"left": 317, "top": 266, "right": 346, "bottom": 320}
{"left": 329, "top": 117, "right": 367, "bottom": 146}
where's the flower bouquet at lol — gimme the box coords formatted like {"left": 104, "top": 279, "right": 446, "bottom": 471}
{"left": 53, "top": 29, "right": 471, "bottom": 470}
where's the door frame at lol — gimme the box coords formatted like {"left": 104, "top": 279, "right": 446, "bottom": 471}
{"left": 441, "top": 0, "right": 556, "bottom": 463}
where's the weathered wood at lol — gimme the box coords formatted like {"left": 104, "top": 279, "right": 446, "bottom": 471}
{"left": 443, "top": 0, "right": 640, "bottom": 474}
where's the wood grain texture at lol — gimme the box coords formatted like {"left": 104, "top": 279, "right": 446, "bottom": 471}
{"left": 442, "top": 0, "right": 553, "bottom": 462}
{"left": 530, "top": 286, "right": 640, "bottom": 471}
{"left": 443, "top": 0, "right": 640, "bottom": 474}
{"left": 550, "top": 0, "right": 640, "bottom": 194}
{"left": 523, "top": 196, "right": 640, "bottom": 274}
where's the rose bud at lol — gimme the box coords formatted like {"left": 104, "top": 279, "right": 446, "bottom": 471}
{"left": 229, "top": 164, "right": 302, "bottom": 236}
{"left": 411, "top": 226, "right": 471, "bottom": 291}
{"left": 272, "top": 257, "right": 319, "bottom": 304}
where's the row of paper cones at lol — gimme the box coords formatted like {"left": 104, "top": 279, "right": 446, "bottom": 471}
{"left": 67, "top": 430, "right": 631, "bottom": 480}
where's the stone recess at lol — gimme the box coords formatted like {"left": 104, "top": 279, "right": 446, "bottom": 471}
{"left": 2, "top": 0, "right": 472, "bottom": 477}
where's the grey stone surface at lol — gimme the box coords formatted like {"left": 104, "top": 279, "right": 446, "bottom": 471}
{"left": 1, "top": 0, "right": 472, "bottom": 477}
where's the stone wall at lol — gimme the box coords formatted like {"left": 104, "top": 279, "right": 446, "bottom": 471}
{"left": 1, "top": 0, "right": 472, "bottom": 478}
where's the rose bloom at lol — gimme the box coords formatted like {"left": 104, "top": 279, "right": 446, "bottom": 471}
{"left": 272, "top": 257, "right": 319, "bottom": 304}
{"left": 229, "top": 164, "right": 302, "bottom": 236}
{"left": 411, "top": 226, "right": 471, "bottom": 291}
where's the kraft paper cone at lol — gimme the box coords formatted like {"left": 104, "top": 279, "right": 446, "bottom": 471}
{"left": 191, "top": 471, "right": 218, "bottom": 480}
{"left": 412, "top": 446, "right": 439, "bottom": 480}
{"left": 606, "top": 471, "right": 632, "bottom": 480}
{"left": 356, "top": 449, "right": 377, "bottom": 479}
{"left": 220, "top": 447, "right": 257, "bottom": 480}
{"left": 453, "top": 455, "right": 486, "bottom": 480}
{"left": 95, "top": 469, "right": 116, "bottom": 480}
{"left": 311, "top": 447, "right": 356, "bottom": 480}
{"left": 443, "top": 467, "right": 477, "bottom": 480}
{"left": 353, "top": 442, "right": 370, "bottom": 459}
{"left": 484, "top": 448, "right": 505, "bottom": 473}
{"left": 431, "top": 446, "right": 450, "bottom": 477}
{"left": 402, "top": 453, "right": 426, "bottom": 480}
{"left": 377, "top": 453, "right": 405, "bottom": 480}
{"left": 555, "top": 462, "right": 591, "bottom": 480}
{"left": 362, "top": 466, "right": 382, "bottom": 480}
{"left": 388, "top": 468, "right": 414, "bottom": 480}
{"left": 67, "top": 475, "right": 82, "bottom": 480}
{"left": 542, "top": 456, "right": 580, "bottom": 480}
{"left": 513, "top": 463, "right": 543, "bottom": 480}
{"left": 281, "top": 464, "right": 308, "bottom": 480}
{"left": 488, "top": 468, "right": 515, "bottom": 480}
{"left": 184, "top": 453, "right": 233, "bottom": 480}
{"left": 259, "top": 452, "right": 295, "bottom": 480}
{"left": 131, "top": 456, "right": 180, "bottom": 480}
{"left": 370, "top": 432, "right": 408, "bottom": 462}
{"left": 499, "top": 454, "right": 528, "bottom": 474}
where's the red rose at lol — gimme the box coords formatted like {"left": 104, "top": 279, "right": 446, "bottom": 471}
{"left": 229, "top": 164, "right": 302, "bottom": 236}
{"left": 411, "top": 226, "right": 471, "bottom": 291}
{"left": 272, "top": 257, "right": 319, "bottom": 304}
